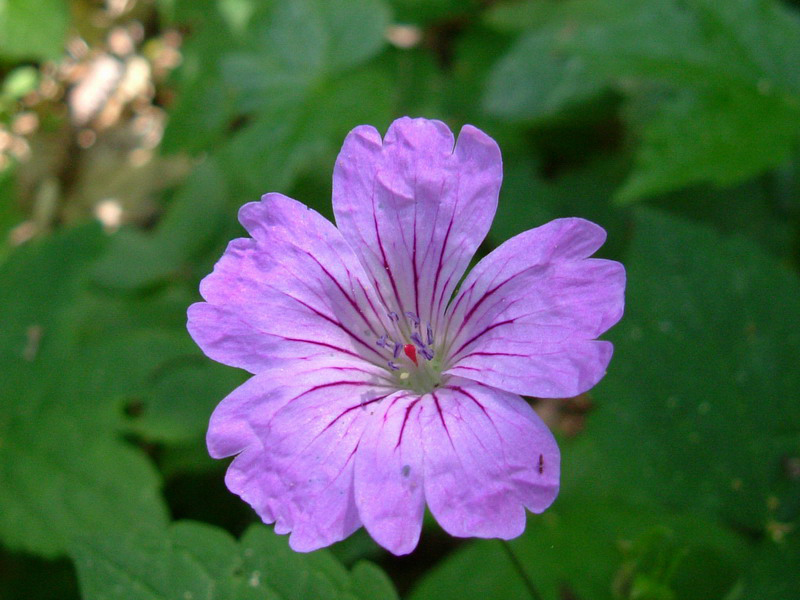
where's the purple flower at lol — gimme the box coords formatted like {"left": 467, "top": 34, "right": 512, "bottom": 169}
{"left": 187, "top": 118, "right": 625, "bottom": 555}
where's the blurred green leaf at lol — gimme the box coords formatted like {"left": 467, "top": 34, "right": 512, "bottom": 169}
{"left": 410, "top": 494, "right": 746, "bottom": 600}
{"left": 93, "top": 158, "right": 229, "bottom": 290}
{"left": 162, "top": 0, "right": 394, "bottom": 221}
{"left": 616, "top": 84, "right": 800, "bottom": 202}
{"left": 389, "top": 0, "right": 477, "bottom": 24}
{"left": 0, "top": 169, "right": 23, "bottom": 261}
{"left": 486, "top": 0, "right": 800, "bottom": 200}
{"left": 574, "top": 209, "right": 800, "bottom": 530}
{"left": 728, "top": 536, "right": 800, "bottom": 599}
{"left": 219, "top": 64, "right": 395, "bottom": 201}
{"left": 650, "top": 176, "right": 795, "bottom": 260}
{"left": 574, "top": 0, "right": 800, "bottom": 201}
{"left": 484, "top": 28, "right": 607, "bottom": 122}
{"left": 122, "top": 331, "right": 246, "bottom": 443}
{"left": 489, "top": 155, "right": 630, "bottom": 259}
{"left": 71, "top": 521, "right": 399, "bottom": 600}
{"left": 0, "top": 226, "right": 169, "bottom": 558}
{"left": 230, "top": 0, "right": 390, "bottom": 91}
{"left": 0, "top": 0, "right": 69, "bottom": 61}
{"left": 2, "top": 66, "right": 40, "bottom": 100}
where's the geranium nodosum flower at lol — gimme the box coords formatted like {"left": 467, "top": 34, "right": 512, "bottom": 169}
{"left": 187, "top": 117, "right": 625, "bottom": 555}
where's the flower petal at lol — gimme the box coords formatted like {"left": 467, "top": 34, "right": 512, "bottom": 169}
{"left": 444, "top": 218, "right": 625, "bottom": 398}
{"left": 421, "top": 378, "right": 559, "bottom": 539}
{"left": 332, "top": 117, "right": 502, "bottom": 332}
{"left": 187, "top": 194, "right": 393, "bottom": 373}
{"left": 267, "top": 387, "right": 391, "bottom": 551}
{"left": 206, "top": 357, "right": 392, "bottom": 545}
{"left": 354, "top": 392, "right": 425, "bottom": 555}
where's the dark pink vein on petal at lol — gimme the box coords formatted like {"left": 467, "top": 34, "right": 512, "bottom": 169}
{"left": 278, "top": 336, "right": 363, "bottom": 360}
{"left": 284, "top": 293, "right": 384, "bottom": 360}
{"left": 432, "top": 213, "right": 455, "bottom": 320}
{"left": 396, "top": 395, "right": 422, "bottom": 448}
{"left": 450, "top": 318, "right": 517, "bottom": 359}
{"left": 304, "top": 250, "right": 381, "bottom": 337}
{"left": 458, "top": 273, "right": 518, "bottom": 330}
{"left": 285, "top": 380, "right": 381, "bottom": 408}
{"left": 321, "top": 392, "right": 393, "bottom": 433}
{"left": 431, "top": 391, "right": 456, "bottom": 450}
{"left": 357, "top": 279, "right": 389, "bottom": 328}
{"left": 371, "top": 176, "right": 405, "bottom": 315}
{"left": 412, "top": 179, "right": 420, "bottom": 320}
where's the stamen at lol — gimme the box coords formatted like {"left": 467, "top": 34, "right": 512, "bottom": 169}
{"left": 388, "top": 311, "right": 399, "bottom": 322}
{"left": 376, "top": 334, "right": 388, "bottom": 348}
{"left": 405, "top": 311, "right": 420, "bottom": 328}
{"left": 403, "top": 344, "right": 418, "bottom": 365}
{"left": 393, "top": 342, "right": 402, "bottom": 358}
{"left": 410, "top": 332, "right": 425, "bottom": 349}
{"left": 387, "top": 361, "right": 400, "bottom": 371}
{"left": 421, "top": 347, "right": 434, "bottom": 361}
{"left": 427, "top": 324, "right": 434, "bottom": 346}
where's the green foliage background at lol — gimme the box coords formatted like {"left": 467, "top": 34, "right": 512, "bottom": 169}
{"left": 1, "top": 0, "right": 799, "bottom": 598}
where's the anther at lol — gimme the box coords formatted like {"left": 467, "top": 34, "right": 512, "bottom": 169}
{"left": 405, "top": 312, "right": 420, "bottom": 328}
{"left": 387, "top": 361, "right": 400, "bottom": 371}
{"left": 388, "top": 311, "right": 399, "bottom": 322}
{"left": 393, "top": 342, "right": 402, "bottom": 358}
{"left": 427, "top": 324, "right": 434, "bottom": 346}
{"left": 410, "top": 332, "right": 425, "bottom": 349}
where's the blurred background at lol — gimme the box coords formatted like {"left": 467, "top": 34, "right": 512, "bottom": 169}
{"left": 1, "top": 0, "right": 799, "bottom": 598}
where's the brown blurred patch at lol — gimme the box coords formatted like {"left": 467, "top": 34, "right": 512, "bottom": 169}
{"left": 4, "top": 0, "right": 190, "bottom": 245}
{"left": 532, "top": 392, "right": 595, "bottom": 438}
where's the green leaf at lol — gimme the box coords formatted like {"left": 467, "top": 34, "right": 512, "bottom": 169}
{"left": 410, "top": 494, "right": 746, "bottom": 600}
{"left": 616, "top": 85, "right": 800, "bottom": 202}
{"left": 575, "top": 209, "right": 800, "bottom": 530}
{"left": 0, "top": 0, "right": 69, "bottom": 60}
{"left": 569, "top": 0, "right": 800, "bottom": 200}
{"left": 486, "top": 0, "right": 800, "bottom": 200}
{"left": 0, "top": 226, "right": 169, "bottom": 558}
{"left": 729, "top": 537, "right": 800, "bottom": 599}
{"left": 389, "top": 0, "right": 477, "bottom": 24}
{"left": 93, "top": 158, "right": 230, "bottom": 290}
{"left": 489, "top": 154, "right": 630, "bottom": 259}
{"left": 122, "top": 331, "right": 247, "bottom": 443}
{"left": 71, "top": 522, "right": 399, "bottom": 600}
{"left": 219, "top": 64, "right": 395, "bottom": 201}
{"left": 0, "top": 169, "right": 23, "bottom": 262}
{"left": 483, "top": 28, "right": 607, "bottom": 122}
{"left": 209, "top": 0, "right": 390, "bottom": 116}
{"left": 163, "top": 0, "right": 391, "bottom": 195}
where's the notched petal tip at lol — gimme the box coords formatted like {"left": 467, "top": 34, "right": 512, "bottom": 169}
{"left": 238, "top": 193, "right": 315, "bottom": 240}
{"left": 383, "top": 116, "right": 456, "bottom": 154}
{"left": 545, "top": 217, "right": 608, "bottom": 261}
{"left": 454, "top": 123, "right": 502, "bottom": 166}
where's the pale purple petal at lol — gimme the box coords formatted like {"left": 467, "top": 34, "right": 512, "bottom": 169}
{"left": 208, "top": 358, "right": 389, "bottom": 533}
{"left": 266, "top": 382, "right": 390, "bottom": 552}
{"left": 421, "top": 378, "right": 559, "bottom": 539}
{"left": 354, "top": 392, "right": 425, "bottom": 555}
{"left": 332, "top": 117, "right": 502, "bottom": 332}
{"left": 187, "top": 193, "right": 392, "bottom": 373}
{"left": 208, "top": 358, "right": 392, "bottom": 552}
{"left": 444, "top": 218, "right": 625, "bottom": 398}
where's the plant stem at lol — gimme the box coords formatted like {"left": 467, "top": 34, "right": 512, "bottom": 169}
{"left": 500, "top": 539, "right": 545, "bottom": 600}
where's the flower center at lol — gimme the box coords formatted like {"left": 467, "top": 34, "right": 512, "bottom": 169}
{"left": 374, "top": 311, "right": 442, "bottom": 394}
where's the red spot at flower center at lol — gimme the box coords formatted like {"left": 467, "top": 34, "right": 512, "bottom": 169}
{"left": 403, "top": 344, "right": 418, "bottom": 365}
